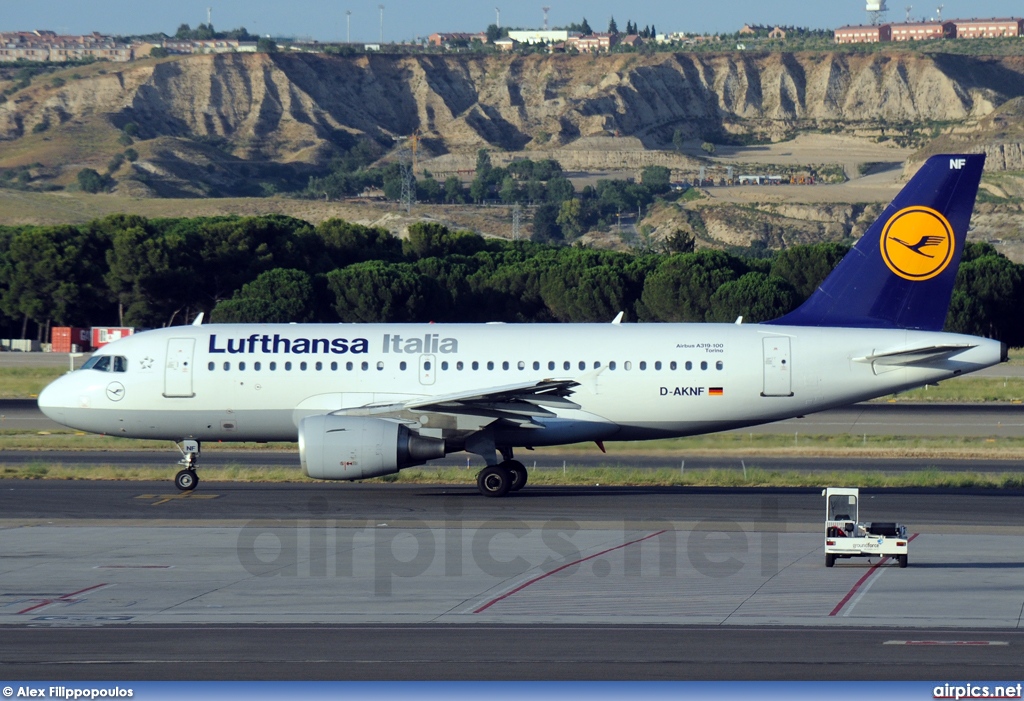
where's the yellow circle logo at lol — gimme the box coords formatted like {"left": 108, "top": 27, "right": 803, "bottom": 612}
{"left": 879, "top": 206, "right": 954, "bottom": 281}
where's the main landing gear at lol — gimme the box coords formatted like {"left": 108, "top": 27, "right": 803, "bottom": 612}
{"left": 173, "top": 439, "right": 200, "bottom": 491}
{"left": 476, "top": 460, "right": 528, "bottom": 498}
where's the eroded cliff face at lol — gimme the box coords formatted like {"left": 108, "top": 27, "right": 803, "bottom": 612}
{"left": 4, "top": 51, "right": 1023, "bottom": 160}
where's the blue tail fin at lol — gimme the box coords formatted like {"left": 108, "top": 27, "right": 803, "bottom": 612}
{"left": 768, "top": 154, "right": 984, "bottom": 331}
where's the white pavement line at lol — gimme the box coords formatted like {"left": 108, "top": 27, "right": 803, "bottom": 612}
{"left": 842, "top": 565, "right": 887, "bottom": 617}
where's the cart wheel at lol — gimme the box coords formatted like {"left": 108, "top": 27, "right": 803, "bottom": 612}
{"left": 897, "top": 554, "right": 908, "bottom": 568}
{"left": 825, "top": 553, "right": 835, "bottom": 568}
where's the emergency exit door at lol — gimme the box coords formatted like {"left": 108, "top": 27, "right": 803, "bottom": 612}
{"left": 761, "top": 337, "right": 793, "bottom": 397}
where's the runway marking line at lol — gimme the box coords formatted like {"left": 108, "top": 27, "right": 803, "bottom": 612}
{"left": 16, "top": 583, "right": 110, "bottom": 615}
{"left": 136, "top": 493, "right": 219, "bottom": 505}
{"left": 884, "top": 640, "right": 1008, "bottom": 646}
{"left": 473, "top": 530, "right": 668, "bottom": 613}
{"left": 829, "top": 532, "right": 920, "bottom": 617}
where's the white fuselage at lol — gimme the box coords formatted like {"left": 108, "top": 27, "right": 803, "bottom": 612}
{"left": 37, "top": 322, "right": 1004, "bottom": 448}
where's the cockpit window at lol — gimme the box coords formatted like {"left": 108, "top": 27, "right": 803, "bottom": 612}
{"left": 83, "top": 355, "right": 111, "bottom": 371}
{"left": 81, "top": 355, "right": 127, "bottom": 372}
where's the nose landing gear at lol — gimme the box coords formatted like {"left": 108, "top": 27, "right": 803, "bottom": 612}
{"left": 173, "top": 439, "right": 200, "bottom": 491}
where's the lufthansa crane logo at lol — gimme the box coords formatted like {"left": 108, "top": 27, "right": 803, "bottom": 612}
{"left": 879, "top": 206, "right": 955, "bottom": 281}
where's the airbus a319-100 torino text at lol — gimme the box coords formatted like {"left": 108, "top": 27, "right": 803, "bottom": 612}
{"left": 38, "top": 155, "right": 1005, "bottom": 497}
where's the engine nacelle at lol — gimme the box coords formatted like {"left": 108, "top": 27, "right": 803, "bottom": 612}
{"left": 299, "top": 415, "right": 446, "bottom": 480}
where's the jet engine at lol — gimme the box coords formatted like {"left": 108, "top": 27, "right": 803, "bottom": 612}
{"left": 299, "top": 415, "right": 445, "bottom": 480}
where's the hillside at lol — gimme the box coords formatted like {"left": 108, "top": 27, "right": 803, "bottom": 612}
{"left": 3, "top": 50, "right": 1024, "bottom": 259}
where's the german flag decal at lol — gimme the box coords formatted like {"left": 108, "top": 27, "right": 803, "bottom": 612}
{"left": 709, "top": 387, "right": 724, "bottom": 396}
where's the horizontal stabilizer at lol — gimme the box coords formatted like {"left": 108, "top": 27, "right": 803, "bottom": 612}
{"left": 853, "top": 344, "right": 976, "bottom": 367}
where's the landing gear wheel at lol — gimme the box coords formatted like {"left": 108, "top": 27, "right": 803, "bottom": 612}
{"left": 897, "top": 554, "right": 908, "bottom": 568}
{"left": 506, "top": 460, "right": 528, "bottom": 492}
{"left": 477, "top": 464, "right": 512, "bottom": 498}
{"left": 825, "top": 553, "right": 835, "bottom": 568}
{"left": 175, "top": 469, "right": 198, "bottom": 492}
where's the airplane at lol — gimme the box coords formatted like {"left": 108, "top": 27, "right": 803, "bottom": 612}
{"left": 37, "top": 154, "right": 1004, "bottom": 497}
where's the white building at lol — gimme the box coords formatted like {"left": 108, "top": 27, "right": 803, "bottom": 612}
{"left": 506, "top": 30, "right": 579, "bottom": 44}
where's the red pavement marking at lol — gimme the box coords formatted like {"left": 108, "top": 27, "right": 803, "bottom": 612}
{"left": 474, "top": 530, "right": 668, "bottom": 613}
{"left": 16, "top": 583, "right": 109, "bottom": 615}
{"left": 829, "top": 532, "right": 919, "bottom": 616}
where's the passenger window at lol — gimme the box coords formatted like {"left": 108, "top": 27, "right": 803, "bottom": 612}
{"left": 315, "top": 361, "right": 323, "bottom": 371}
{"left": 517, "top": 361, "right": 525, "bottom": 370}
{"left": 609, "top": 361, "right": 617, "bottom": 370}
{"left": 239, "top": 361, "right": 246, "bottom": 371}
{"left": 487, "top": 361, "right": 494, "bottom": 371}
{"left": 270, "top": 362, "right": 277, "bottom": 371}
{"left": 223, "top": 362, "right": 231, "bottom": 371}
{"left": 563, "top": 361, "right": 570, "bottom": 371}
{"left": 377, "top": 361, "right": 384, "bottom": 371}
{"left": 685, "top": 361, "right": 692, "bottom": 371}
{"left": 593, "top": 361, "right": 601, "bottom": 369}
{"left": 655, "top": 361, "right": 662, "bottom": 371}
{"left": 457, "top": 361, "right": 464, "bottom": 371}
{"left": 255, "top": 361, "right": 262, "bottom": 371}
{"left": 331, "top": 362, "right": 338, "bottom": 371}
{"left": 300, "top": 362, "right": 307, "bottom": 371}
{"left": 502, "top": 361, "right": 510, "bottom": 370}
{"left": 639, "top": 361, "right": 646, "bottom": 370}
{"left": 670, "top": 361, "right": 677, "bottom": 371}
{"left": 424, "top": 360, "right": 432, "bottom": 371}
{"left": 208, "top": 361, "right": 215, "bottom": 371}
{"left": 624, "top": 361, "right": 632, "bottom": 371}
{"left": 535, "top": 361, "right": 542, "bottom": 371}
{"left": 441, "top": 361, "right": 449, "bottom": 371}
{"left": 548, "top": 361, "right": 555, "bottom": 371}
{"left": 285, "top": 361, "right": 292, "bottom": 371}
{"left": 361, "top": 361, "right": 369, "bottom": 371}
{"left": 578, "top": 361, "right": 585, "bottom": 370}
{"left": 400, "top": 361, "right": 408, "bottom": 371}
{"left": 716, "top": 361, "right": 723, "bottom": 370}
{"left": 472, "top": 361, "right": 479, "bottom": 370}
{"left": 346, "top": 362, "right": 353, "bottom": 371}
{"left": 701, "top": 361, "right": 708, "bottom": 370}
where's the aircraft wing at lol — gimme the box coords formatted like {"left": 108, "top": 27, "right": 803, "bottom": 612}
{"left": 853, "top": 344, "right": 977, "bottom": 367}
{"left": 333, "top": 379, "right": 581, "bottom": 428}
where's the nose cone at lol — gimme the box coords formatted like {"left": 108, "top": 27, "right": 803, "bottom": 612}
{"left": 37, "top": 377, "right": 68, "bottom": 425}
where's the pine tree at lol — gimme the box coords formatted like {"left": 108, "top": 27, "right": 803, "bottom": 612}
{"left": 608, "top": 16, "right": 618, "bottom": 34}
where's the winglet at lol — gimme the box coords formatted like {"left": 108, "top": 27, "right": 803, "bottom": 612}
{"left": 192, "top": 313, "right": 204, "bottom": 326}
{"left": 768, "top": 154, "right": 984, "bottom": 331}
{"left": 611, "top": 311, "right": 624, "bottom": 325}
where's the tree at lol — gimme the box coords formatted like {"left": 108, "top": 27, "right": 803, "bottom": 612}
{"left": 444, "top": 176, "right": 466, "bottom": 204}
{"left": 150, "top": 46, "right": 169, "bottom": 58}
{"left": 640, "top": 250, "right": 746, "bottom": 321}
{"left": 257, "top": 37, "right": 277, "bottom": 53}
{"left": 700, "top": 141, "right": 716, "bottom": 155}
{"left": 608, "top": 16, "right": 619, "bottom": 34}
{"left": 213, "top": 268, "right": 315, "bottom": 323}
{"left": 640, "top": 165, "right": 671, "bottom": 191}
{"left": 77, "top": 168, "right": 106, "bottom": 194}
{"left": 770, "top": 242, "right": 850, "bottom": 299}
{"left": 707, "top": 272, "right": 798, "bottom": 323}
{"left": 531, "top": 204, "right": 562, "bottom": 244}
{"left": 475, "top": 149, "right": 493, "bottom": 178}
{"left": 672, "top": 128, "right": 686, "bottom": 152}
{"left": 556, "top": 198, "right": 585, "bottom": 240}
{"left": 327, "top": 261, "right": 438, "bottom": 322}
{"left": 664, "top": 229, "right": 695, "bottom": 254}
{"left": 580, "top": 18, "right": 593, "bottom": 35}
